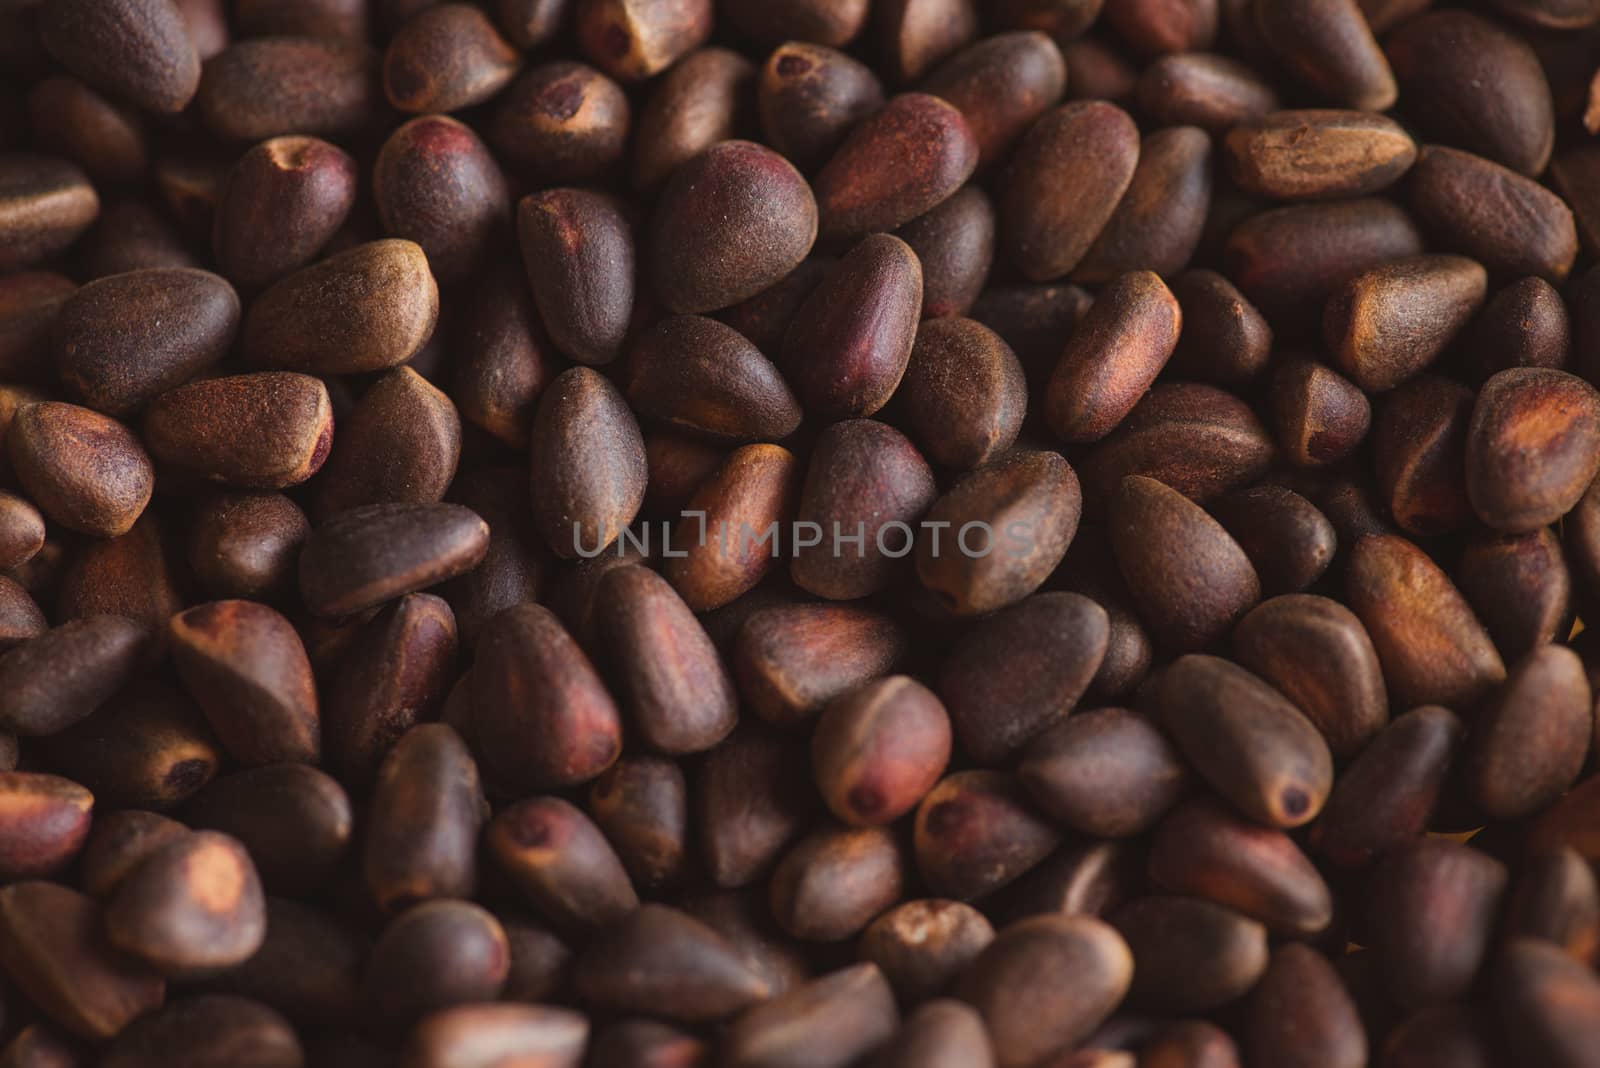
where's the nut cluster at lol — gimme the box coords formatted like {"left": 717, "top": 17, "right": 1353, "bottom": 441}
{"left": 3, "top": 0, "right": 1600, "bottom": 1066}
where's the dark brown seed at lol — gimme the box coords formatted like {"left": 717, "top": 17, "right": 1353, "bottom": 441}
{"left": 197, "top": 38, "right": 379, "bottom": 143}
{"left": 183, "top": 763, "right": 351, "bottom": 896}
{"left": 1113, "top": 895, "right": 1268, "bottom": 1013}
{"left": 317, "top": 368, "right": 460, "bottom": 518}
{"left": 894, "top": 187, "right": 994, "bottom": 320}
{"left": 1551, "top": 146, "right": 1600, "bottom": 259}
{"left": 811, "top": 676, "right": 951, "bottom": 826}
{"left": 1509, "top": 847, "right": 1600, "bottom": 963}
{"left": 405, "top": 1003, "right": 587, "bottom": 1068}
{"left": 704, "top": 722, "right": 825, "bottom": 888}
{"left": 1310, "top": 705, "right": 1460, "bottom": 868}
{"left": 1383, "top": 1004, "right": 1496, "bottom": 1068}
{"left": 0, "top": 881, "right": 164, "bottom": 1040}
{"left": 896, "top": 318, "right": 1024, "bottom": 470}
{"left": 1325, "top": 254, "right": 1487, "bottom": 393}
{"left": 38, "top": 0, "right": 200, "bottom": 114}
{"left": 588, "top": 757, "right": 687, "bottom": 891}
{"left": 782, "top": 235, "right": 922, "bottom": 420}
{"left": 1386, "top": 11, "right": 1554, "bottom": 177}
{"left": 1166, "top": 272, "right": 1273, "bottom": 388}
{"left": 518, "top": 189, "right": 633, "bottom": 366}
{"left": 0, "top": 1024, "right": 84, "bottom": 1068}
{"left": 374, "top": 116, "right": 509, "bottom": 285}
{"left": 917, "top": 454, "right": 1070, "bottom": 610}
{"left": 1103, "top": 0, "right": 1217, "bottom": 54}
{"left": 941, "top": 592, "right": 1108, "bottom": 765}
{"left": 924, "top": 32, "right": 1067, "bottom": 167}
{"left": 1370, "top": 375, "right": 1473, "bottom": 536}
{"left": 1254, "top": 0, "right": 1396, "bottom": 110}
{"left": 1155, "top": 655, "right": 1333, "bottom": 828}
{"left": 956, "top": 914, "right": 1132, "bottom": 1068}
{"left": 1148, "top": 796, "right": 1333, "bottom": 936}
{"left": 970, "top": 283, "right": 1093, "bottom": 385}
{"left": 0, "top": 576, "right": 44, "bottom": 652}
{"left": 530, "top": 367, "right": 646, "bottom": 560}
{"left": 41, "top": 683, "right": 218, "bottom": 811}
{"left": 1496, "top": 938, "right": 1600, "bottom": 1068}
{"left": 143, "top": 373, "right": 331, "bottom": 491}
{"left": 791, "top": 421, "right": 935, "bottom": 599}
{"left": 878, "top": 0, "right": 979, "bottom": 82}
{"left": 0, "top": 490, "right": 45, "bottom": 572}
{"left": 1246, "top": 944, "right": 1366, "bottom": 1068}
{"left": 1074, "top": 126, "right": 1211, "bottom": 284}
{"left": 235, "top": 0, "right": 367, "bottom": 39}
{"left": 0, "top": 617, "right": 146, "bottom": 736}
{"left": 1465, "top": 645, "right": 1591, "bottom": 820}
{"left": 1082, "top": 382, "right": 1276, "bottom": 508}
{"left": 757, "top": 43, "right": 883, "bottom": 174}
{"left": 634, "top": 47, "right": 754, "bottom": 192}
{"left": 576, "top": 0, "right": 712, "bottom": 82}
{"left": 858, "top": 900, "right": 994, "bottom": 1005}
{"left": 1269, "top": 357, "right": 1370, "bottom": 466}
{"left": 0, "top": 156, "right": 98, "bottom": 272}
{"left": 575, "top": 903, "right": 769, "bottom": 1022}
{"left": 9, "top": 402, "right": 151, "bottom": 538}
{"left": 1047, "top": 272, "right": 1181, "bottom": 443}
{"left": 1002, "top": 102, "right": 1138, "bottom": 282}
{"left": 1467, "top": 368, "right": 1600, "bottom": 533}
{"left": 101, "top": 996, "right": 301, "bottom": 1068}
{"left": 298, "top": 502, "right": 490, "bottom": 619}
{"left": 363, "top": 901, "right": 509, "bottom": 1024}
{"left": 241, "top": 239, "right": 439, "bottom": 375}
{"left": 384, "top": 4, "right": 519, "bottom": 114}
{"left": 1132, "top": 1021, "right": 1236, "bottom": 1068}
{"left": 1458, "top": 527, "right": 1571, "bottom": 663}
{"left": 82, "top": 200, "right": 199, "bottom": 278}
{"left": 1109, "top": 474, "right": 1259, "bottom": 651}
{"left": 913, "top": 770, "right": 1060, "bottom": 900}
{"left": 323, "top": 593, "right": 458, "bottom": 784}
{"left": 54, "top": 514, "right": 180, "bottom": 650}
{"left": 722, "top": 0, "right": 869, "bottom": 47}
{"left": 1224, "top": 197, "right": 1424, "bottom": 327}
{"left": 1345, "top": 534, "right": 1506, "bottom": 709}
{"left": 27, "top": 77, "right": 146, "bottom": 186}
{"left": 56, "top": 268, "right": 237, "bottom": 417}
{"left": 1466, "top": 276, "right": 1571, "bottom": 381}
{"left": 664, "top": 444, "right": 800, "bottom": 611}
{"left": 489, "top": 796, "right": 638, "bottom": 933}
{"left": 364, "top": 723, "right": 483, "bottom": 911}
{"left": 769, "top": 824, "right": 906, "bottom": 940}
{"left": 595, "top": 565, "right": 737, "bottom": 754}
{"left": 1367, "top": 839, "right": 1506, "bottom": 1008}
{"left": 211, "top": 136, "right": 358, "bottom": 290}
{"left": 1210, "top": 485, "right": 1336, "bottom": 595}
{"left": 876, "top": 999, "right": 994, "bottom": 1068}
{"left": 1486, "top": 0, "right": 1600, "bottom": 27}
{"left": 188, "top": 494, "right": 309, "bottom": 602}
{"left": 103, "top": 831, "right": 265, "bottom": 978}
{"left": 168, "top": 601, "right": 319, "bottom": 766}
{"left": 1531, "top": 773, "right": 1600, "bottom": 862}
{"left": 1136, "top": 52, "right": 1279, "bottom": 133}
{"left": 1406, "top": 145, "right": 1578, "bottom": 283}
{"left": 488, "top": 61, "right": 630, "bottom": 185}
{"left": 450, "top": 264, "right": 556, "bottom": 448}
{"left": 1233, "top": 594, "right": 1386, "bottom": 757}
{"left": 733, "top": 604, "right": 906, "bottom": 727}
{"left": 651, "top": 140, "right": 818, "bottom": 314}
{"left": 626, "top": 315, "right": 801, "bottom": 442}
{"left": 815, "top": 93, "right": 978, "bottom": 241}
{"left": 0, "top": 773, "right": 92, "bottom": 881}
{"left": 498, "top": 913, "right": 570, "bottom": 1005}
{"left": 723, "top": 963, "right": 898, "bottom": 1068}
{"left": 441, "top": 466, "right": 550, "bottom": 648}
{"left": 471, "top": 603, "right": 622, "bottom": 795}
{"left": 1226, "top": 109, "right": 1415, "bottom": 201}
{"left": 0, "top": 271, "right": 75, "bottom": 383}
{"left": 716, "top": 256, "right": 834, "bottom": 356}
{"left": 1020, "top": 706, "right": 1184, "bottom": 837}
